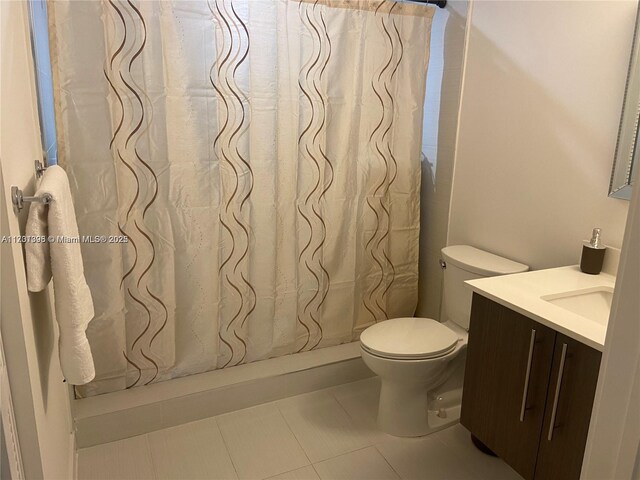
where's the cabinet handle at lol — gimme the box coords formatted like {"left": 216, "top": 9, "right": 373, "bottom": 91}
{"left": 519, "top": 329, "right": 537, "bottom": 422}
{"left": 547, "top": 343, "right": 568, "bottom": 441}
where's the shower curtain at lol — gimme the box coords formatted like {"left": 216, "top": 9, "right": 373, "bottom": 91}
{"left": 47, "top": 0, "right": 433, "bottom": 397}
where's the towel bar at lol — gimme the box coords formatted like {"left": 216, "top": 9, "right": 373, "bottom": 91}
{"left": 35, "top": 159, "right": 46, "bottom": 178}
{"left": 11, "top": 186, "right": 53, "bottom": 214}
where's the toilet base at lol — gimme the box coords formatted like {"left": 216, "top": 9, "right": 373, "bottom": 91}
{"left": 377, "top": 381, "right": 461, "bottom": 437}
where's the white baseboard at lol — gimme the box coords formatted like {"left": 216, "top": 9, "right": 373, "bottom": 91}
{"left": 74, "top": 342, "right": 372, "bottom": 448}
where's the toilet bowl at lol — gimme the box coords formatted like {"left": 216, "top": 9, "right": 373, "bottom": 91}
{"left": 361, "top": 318, "right": 467, "bottom": 437}
{"left": 360, "top": 245, "right": 528, "bottom": 437}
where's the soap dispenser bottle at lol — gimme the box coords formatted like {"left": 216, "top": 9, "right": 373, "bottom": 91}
{"left": 580, "top": 228, "right": 606, "bottom": 275}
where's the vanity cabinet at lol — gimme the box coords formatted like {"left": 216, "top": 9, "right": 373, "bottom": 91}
{"left": 533, "top": 333, "right": 602, "bottom": 479}
{"left": 460, "top": 293, "right": 602, "bottom": 480}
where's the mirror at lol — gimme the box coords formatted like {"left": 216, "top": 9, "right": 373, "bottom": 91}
{"left": 610, "top": 6, "right": 640, "bottom": 200}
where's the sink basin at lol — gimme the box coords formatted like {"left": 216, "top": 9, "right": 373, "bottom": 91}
{"left": 541, "top": 287, "right": 614, "bottom": 325}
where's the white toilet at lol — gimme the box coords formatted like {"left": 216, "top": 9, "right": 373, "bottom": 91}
{"left": 360, "top": 245, "right": 528, "bottom": 437}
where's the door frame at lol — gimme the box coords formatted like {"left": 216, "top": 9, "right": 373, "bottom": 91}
{"left": 0, "top": 304, "right": 26, "bottom": 480}
{"left": 0, "top": 166, "right": 46, "bottom": 479}
{"left": 1, "top": 1, "right": 75, "bottom": 477}
{"left": 582, "top": 169, "right": 640, "bottom": 479}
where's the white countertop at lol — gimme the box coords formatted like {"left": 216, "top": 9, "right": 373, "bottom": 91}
{"left": 466, "top": 266, "right": 616, "bottom": 351}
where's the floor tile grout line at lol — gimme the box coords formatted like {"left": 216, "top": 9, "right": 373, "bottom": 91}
{"left": 310, "top": 463, "right": 322, "bottom": 479}
{"left": 373, "top": 444, "right": 403, "bottom": 480}
{"left": 212, "top": 415, "right": 243, "bottom": 480}
{"left": 327, "top": 387, "right": 361, "bottom": 425}
{"left": 276, "top": 391, "right": 382, "bottom": 464}
{"left": 142, "top": 434, "right": 159, "bottom": 480}
{"left": 273, "top": 400, "right": 315, "bottom": 470}
{"left": 263, "top": 464, "right": 319, "bottom": 480}
{"left": 327, "top": 380, "right": 372, "bottom": 417}
{"left": 327, "top": 378, "right": 390, "bottom": 446}
{"left": 327, "top": 377, "right": 379, "bottom": 422}
{"left": 312, "top": 444, "right": 376, "bottom": 467}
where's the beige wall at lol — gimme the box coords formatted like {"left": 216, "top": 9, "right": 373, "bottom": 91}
{"left": 416, "top": 0, "right": 469, "bottom": 320}
{"left": 0, "top": 2, "right": 74, "bottom": 478}
{"left": 448, "top": 0, "right": 635, "bottom": 270}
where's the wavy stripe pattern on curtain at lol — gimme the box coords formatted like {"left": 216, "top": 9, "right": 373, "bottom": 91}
{"left": 47, "top": 0, "right": 433, "bottom": 397}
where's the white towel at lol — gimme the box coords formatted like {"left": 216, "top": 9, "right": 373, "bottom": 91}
{"left": 25, "top": 166, "right": 95, "bottom": 385}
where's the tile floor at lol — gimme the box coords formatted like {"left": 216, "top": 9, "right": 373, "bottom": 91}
{"left": 77, "top": 377, "right": 522, "bottom": 480}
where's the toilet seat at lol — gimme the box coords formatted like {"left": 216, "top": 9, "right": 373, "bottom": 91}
{"left": 360, "top": 317, "right": 459, "bottom": 361}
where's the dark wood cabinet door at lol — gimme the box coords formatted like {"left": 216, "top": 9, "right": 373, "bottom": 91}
{"left": 461, "top": 294, "right": 556, "bottom": 480}
{"left": 534, "top": 334, "right": 602, "bottom": 480}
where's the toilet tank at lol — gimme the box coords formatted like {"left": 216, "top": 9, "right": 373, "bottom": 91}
{"left": 441, "top": 246, "right": 529, "bottom": 330}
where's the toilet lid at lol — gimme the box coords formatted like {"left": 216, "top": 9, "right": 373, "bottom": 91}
{"left": 360, "top": 318, "right": 459, "bottom": 360}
